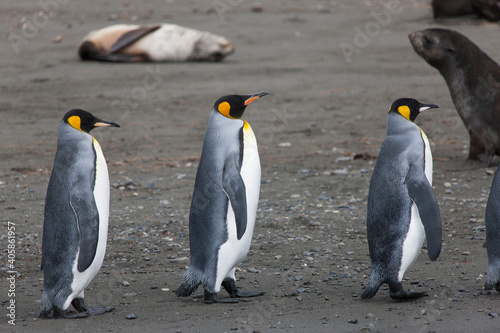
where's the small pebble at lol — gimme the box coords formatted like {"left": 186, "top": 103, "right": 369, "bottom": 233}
{"left": 347, "top": 319, "right": 358, "bottom": 324}
{"left": 126, "top": 314, "right": 137, "bottom": 320}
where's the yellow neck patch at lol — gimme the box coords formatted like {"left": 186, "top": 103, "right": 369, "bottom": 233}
{"left": 67, "top": 116, "right": 84, "bottom": 132}
{"left": 218, "top": 101, "right": 232, "bottom": 118}
{"left": 398, "top": 105, "right": 411, "bottom": 121}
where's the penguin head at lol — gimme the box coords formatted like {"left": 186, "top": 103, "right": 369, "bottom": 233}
{"left": 389, "top": 98, "right": 438, "bottom": 122}
{"left": 213, "top": 91, "right": 269, "bottom": 119}
{"left": 62, "top": 109, "right": 120, "bottom": 133}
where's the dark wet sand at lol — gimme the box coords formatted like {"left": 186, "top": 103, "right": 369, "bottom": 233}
{"left": 2, "top": 0, "right": 500, "bottom": 332}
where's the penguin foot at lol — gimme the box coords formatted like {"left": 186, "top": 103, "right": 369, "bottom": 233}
{"left": 85, "top": 306, "right": 115, "bottom": 315}
{"left": 38, "top": 309, "right": 52, "bottom": 319}
{"left": 389, "top": 290, "right": 427, "bottom": 300}
{"left": 234, "top": 290, "right": 265, "bottom": 298}
{"left": 484, "top": 281, "right": 500, "bottom": 292}
{"left": 54, "top": 306, "right": 90, "bottom": 319}
{"left": 203, "top": 290, "right": 239, "bottom": 304}
{"left": 222, "top": 279, "right": 265, "bottom": 298}
{"left": 71, "top": 297, "right": 114, "bottom": 315}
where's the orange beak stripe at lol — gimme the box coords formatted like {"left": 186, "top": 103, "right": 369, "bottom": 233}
{"left": 94, "top": 122, "right": 112, "bottom": 127}
{"left": 244, "top": 96, "right": 260, "bottom": 106}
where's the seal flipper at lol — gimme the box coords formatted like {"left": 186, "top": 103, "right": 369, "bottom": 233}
{"left": 222, "top": 156, "right": 247, "bottom": 240}
{"left": 70, "top": 169, "right": 100, "bottom": 272}
{"left": 107, "top": 25, "right": 162, "bottom": 54}
{"left": 78, "top": 41, "right": 139, "bottom": 62}
{"left": 405, "top": 164, "right": 442, "bottom": 261}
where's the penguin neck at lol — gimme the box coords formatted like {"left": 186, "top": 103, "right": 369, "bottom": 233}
{"left": 58, "top": 122, "right": 92, "bottom": 141}
{"left": 209, "top": 109, "right": 244, "bottom": 129}
{"left": 387, "top": 112, "right": 419, "bottom": 136}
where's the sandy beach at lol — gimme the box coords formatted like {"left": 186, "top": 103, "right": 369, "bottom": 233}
{"left": 2, "top": 0, "right": 500, "bottom": 332}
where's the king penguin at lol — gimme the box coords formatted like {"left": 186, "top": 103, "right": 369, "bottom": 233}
{"left": 39, "top": 109, "right": 119, "bottom": 318}
{"left": 362, "top": 98, "right": 442, "bottom": 300}
{"left": 485, "top": 165, "right": 500, "bottom": 292}
{"left": 176, "top": 91, "right": 269, "bottom": 304}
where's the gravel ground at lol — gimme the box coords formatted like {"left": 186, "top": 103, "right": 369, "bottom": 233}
{"left": 1, "top": 0, "right": 500, "bottom": 332}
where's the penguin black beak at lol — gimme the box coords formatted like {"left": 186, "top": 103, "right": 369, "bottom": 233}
{"left": 418, "top": 103, "right": 439, "bottom": 112}
{"left": 244, "top": 91, "right": 270, "bottom": 106}
{"left": 94, "top": 120, "right": 121, "bottom": 128}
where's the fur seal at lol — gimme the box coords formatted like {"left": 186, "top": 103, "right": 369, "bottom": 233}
{"left": 432, "top": 0, "right": 500, "bottom": 21}
{"left": 432, "top": 0, "right": 476, "bottom": 19}
{"left": 409, "top": 28, "right": 500, "bottom": 164}
{"left": 472, "top": 0, "right": 500, "bottom": 21}
{"left": 79, "top": 23, "right": 234, "bottom": 62}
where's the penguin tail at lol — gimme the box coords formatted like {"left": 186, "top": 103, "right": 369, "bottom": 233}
{"left": 361, "top": 269, "right": 384, "bottom": 300}
{"left": 39, "top": 291, "right": 53, "bottom": 318}
{"left": 175, "top": 268, "right": 203, "bottom": 297}
{"left": 485, "top": 264, "right": 500, "bottom": 292}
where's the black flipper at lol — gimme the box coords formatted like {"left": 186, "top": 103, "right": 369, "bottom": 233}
{"left": 78, "top": 41, "right": 138, "bottom": 62}
{"left": 70, "top": 160, "right": 100, "bottom": 272}
{"left": 107, "top": 25, "right": 162, "bottom": 54}
{"left": 222, "top": 156, "right": 247, "bottom": 240}
{"left": 406, "top": 164, "right": 442, "bottom": 261}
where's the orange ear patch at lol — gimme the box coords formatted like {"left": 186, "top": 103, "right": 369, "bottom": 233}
{"left": 218, "top": 101, "right": 231, "bottom": 118}
{"left": 68, "top": 116, "right": 83, "bottom": 131}
{"left": 398, "top": 105, "right": 411, "bottom": 121}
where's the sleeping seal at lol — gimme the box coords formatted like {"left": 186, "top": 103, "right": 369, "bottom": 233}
{"left": 409, "top": 28, "right": 500, "bottom": 164}
{"left": 432, "top": 0, "right": 500, "bottom": 21}
{"left": 472, "top": 0, "right": 500, "bottom": 21}
{"left": 78, "top": 23, "right": 234, "bottom": 62}
{"left": 432, "top": 0, "right": 476, "bottom": 19}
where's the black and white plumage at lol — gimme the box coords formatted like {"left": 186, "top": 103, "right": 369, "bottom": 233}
{"left": 40, "top": 109, "right": 119, "bottom": 318}
{"left": 362, "top": 98, "right": 442, "bottom": 300}
{"left": 485, "top": 166, "right": 500, "bottom": 291}
{"left": 176, "top": 92, "right": 268, "bottom": 304}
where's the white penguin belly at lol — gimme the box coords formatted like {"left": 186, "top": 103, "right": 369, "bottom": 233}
{"left": 66, "top": 139, "right": 110, "bottom": 308}
{"left": 420, "top": 129, "right": 433, "bottom": 185}
{"left": 398, "top": 202, "right": 426, "bottom": 281}
{"left": 215, "top": 125, "right": 261, "bottom": 291}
